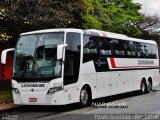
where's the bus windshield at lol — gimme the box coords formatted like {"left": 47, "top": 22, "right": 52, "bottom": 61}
{"left": 13, "top": 32, "right": 64, "bottom": 82}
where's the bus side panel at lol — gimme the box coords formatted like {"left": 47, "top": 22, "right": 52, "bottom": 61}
{"left": 79, "top": 61, "right": 97, "bottom": 100}
{"left": 135, "top": 69, "right": 159, "bottom": 90}
{"left": 78, "top": 74, "right": 97, "bottom": 100}
{"left": 153, "top": 71, "right": 160, "bottom": 86}
{"left": 96, "top": 72, "right": 112, "bottom": 98}
{"left": 63, "top": 84, "right": 80, "bottom": 104}
{"left": 111, "top": 71, "right": 136, "bottom": 95}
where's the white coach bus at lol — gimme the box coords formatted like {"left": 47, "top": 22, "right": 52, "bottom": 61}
{"left": 1, "top": 29, "right": 160, "bottom": 106}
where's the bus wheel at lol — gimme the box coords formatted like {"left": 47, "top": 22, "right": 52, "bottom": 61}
{"left": 146, "top": 81, "right": 152, "bottom": 93}
{"left": 140, "top": 80, "right": 147, "bottom": 94}
{"left": 80, "top": 86, "right": 91, "bottom": 107}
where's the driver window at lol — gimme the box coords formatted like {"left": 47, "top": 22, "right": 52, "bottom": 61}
{"left": 64, "top": 32, "right": 81, "bottom": 85}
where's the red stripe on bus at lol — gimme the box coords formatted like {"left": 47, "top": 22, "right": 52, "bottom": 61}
{"left": 110, "top": 57, "right": 117, "bottom": 68}
{"left": 115, "top": 66, "right": 160, "bottom": 69}
{"left": 109, "top": 57, "right": 160, "bottom": 69}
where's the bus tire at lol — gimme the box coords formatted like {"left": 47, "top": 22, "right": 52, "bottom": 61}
{"left": 146, "top": 80, "right": 152, "bottom": 93}
{"left": 80, "top": 86, "right": 91, "bottom": 107}
{"left": 140, "top": 80, "right": 147, "bottom": 94}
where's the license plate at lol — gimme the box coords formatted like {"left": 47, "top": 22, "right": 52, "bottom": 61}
{"left": 29, "top": 98, "right": 37, "bottom": 102}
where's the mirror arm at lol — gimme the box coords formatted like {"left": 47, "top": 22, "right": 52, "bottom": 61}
{"left": 1, "top": 48, "right": 15, "bottom": 64}
{"left": 57, "top": 59, "right": 65, "bottom": 64}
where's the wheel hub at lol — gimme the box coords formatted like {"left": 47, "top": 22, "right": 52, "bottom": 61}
{"left": 81, "top": 90, "right": 88, "bottom": 104}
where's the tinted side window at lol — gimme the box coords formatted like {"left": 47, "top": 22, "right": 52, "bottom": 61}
{"left": 135, "top": 42, "right": 144, "bottom": 58}
{"left": 99, "top": 38, "right": 112, "bottom": 57}
{"left": 125, "top": 41, "right": 136, "bottom": 57}
{"left": 111, "top": 39, "right": 126, "bottom": 57}
{"left": 83, "top": 35, "right": 99, "bottom": 63}
{"left": 144, "top": 43, "right": 152, "bottom": 58}
{"left": 150, "top": 44, "right": 157, "bottom": 59}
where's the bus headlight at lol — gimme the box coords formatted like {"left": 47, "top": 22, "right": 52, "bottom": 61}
{"left": 46, "top": 86, "right": 63, "bottom": 95}
{"left": 12, "top": 88, "right": 21, "bottom": 95}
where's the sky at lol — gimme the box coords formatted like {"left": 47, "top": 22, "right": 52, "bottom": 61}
{"left": 133, "top": 0, "right": 160, "bottom": 17}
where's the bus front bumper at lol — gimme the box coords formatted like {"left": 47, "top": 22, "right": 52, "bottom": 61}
{"left": 12, "top": 90, "right": 67, "bottom": 105}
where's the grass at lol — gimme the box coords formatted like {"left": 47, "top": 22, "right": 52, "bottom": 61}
{"left": 0, "top": 89, "right": 13, "bottom": 104}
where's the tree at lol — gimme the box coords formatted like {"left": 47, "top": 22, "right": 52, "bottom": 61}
{"left": 136, "top": 14, "right": 160, "bottom": 53}
{"left": 0, "top": 0, "right": 85, "bottom": 46}
{"left": 81, "top": 0, "right": 144, "bottom": 37}
{"left": 0, "top": 0, "right": 144, "bottom": 47}
{"left": 137, "top": 15, "right": 160, "bottom": 37}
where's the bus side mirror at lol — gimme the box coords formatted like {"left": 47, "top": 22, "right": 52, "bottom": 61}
{"left": 1, "top": 48, "right": 15, "bottom": 64}
{"left": 57, "top": 44, "right": 68, "bottom": 60}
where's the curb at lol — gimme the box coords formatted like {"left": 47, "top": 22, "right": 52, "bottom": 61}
{"left": 0, "top": 104, "right": 19, "bottom": 111}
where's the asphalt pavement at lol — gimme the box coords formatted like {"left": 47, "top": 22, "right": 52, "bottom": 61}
{"left": 0, "top": 86, "right": 160, "bottom": 120}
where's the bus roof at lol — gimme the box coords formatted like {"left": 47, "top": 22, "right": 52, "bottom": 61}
{"left": 84, "top": 29, "right": 156, "bottom": 44}
{"left": 20, "top": 28, "right": 83, "bottom": 36}
{"left": 20, "top": 28, "right": 156, "bottom": 45}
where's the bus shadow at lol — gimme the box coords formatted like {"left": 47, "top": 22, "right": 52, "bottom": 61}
{"left": 93, "top": 90, "right": 142, "bottom": 103}
{"left": 93, "top": 88, "right": 160, "bottom": 103}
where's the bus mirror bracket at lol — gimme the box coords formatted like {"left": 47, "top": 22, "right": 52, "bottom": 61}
{"left": 1, "top": 48, "right": 15, "bottom": 64}
{"left": 57, "top": 44, "right": 68, "bottom": 60}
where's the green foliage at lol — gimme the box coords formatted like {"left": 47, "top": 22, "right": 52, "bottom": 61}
{"left": 81, "top": 14, "right": 102, "bottom": 29}
{"left": 80, "top": 0, "right": 144, "bottom": 37}
{"left": 0, "top": 0, "right": 85, "bottom": 46}
{"left": 80, "top": 0, "right": 102, "bottom": 29}
{"left": 0, "top": 90, "right": 12, "bottom": 103}
{"left": 0, "top": 0, "right": 145, "bottom": 46}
